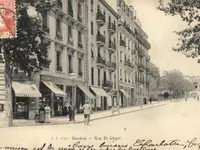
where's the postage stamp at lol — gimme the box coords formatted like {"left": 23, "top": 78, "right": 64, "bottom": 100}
{"left": 0, "top": 0, "right": 16, "bottom": 38}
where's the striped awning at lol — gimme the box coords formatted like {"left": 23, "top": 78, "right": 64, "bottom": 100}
{"left": 120, "top": 89, "right": 130, "bottom": 98}
{"left": 12, "top": 82, "right": 42, "bottom": 98}
{"left": 42, "top": 81, "right": 66, "bottom": 97}
{"left": 90, "top": 87, "right": 109, "bottom": 97}
{"left": 77, "top": 85, "right": 95, "bottom": 99}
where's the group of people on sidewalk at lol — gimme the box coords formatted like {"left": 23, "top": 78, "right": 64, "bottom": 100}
{"left": 35, "top": 100, "right": 92, "bottom": 125}
{"left": 68, "top": 100, "right": 92, "bottom": 125}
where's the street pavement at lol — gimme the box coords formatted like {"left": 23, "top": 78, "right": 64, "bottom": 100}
{"left": 1, "top": 99, "right": 200, "bottom": 150}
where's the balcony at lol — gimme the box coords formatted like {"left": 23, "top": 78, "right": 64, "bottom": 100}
{"left": 136, "top": 31, "right": 151, "bottom": 50}
{"left": 68, "top": 37, "right": 74, "bottom": 45}
{"left": 96, "top": 56, "right": 106, "bottom": 68}
{"left": 108, "top": 40, "right": 116, "bottom": 53}
{"left": 56, "top": 0, "right": 62, "bottom": 9}
{"left": 124, "top": 60, "right": 134, "bottom": 69}
{"left": 107, "top": 62, "right": 116, "bottom": 72}
{"left": 138, "top": 48, "right": 145, "bottom": 57}
{"left": 108, "top": 23, "right": 116, "bottom": 34}
{"left": 102, "top": 81, "right": 113, "bottom": 89}
{"left": 56, "top": 31, "right": 62, "bottom": 40}
{"left": 146, "top": 55, "right": 150, "bottom": 62}
{"left": 78, "top": 15, "right": 82, "bottom": 23}
{"left": 96, "top": 10, "right": 105, "bottom": 27}
{"left": 138, "top": 63, "right": 145, "bottom": 72}
{"left": 120, "top": 39, "right": 126, "bottom": 47}
{"left": 96, "top": 32, "right": 105, "bottom": 47}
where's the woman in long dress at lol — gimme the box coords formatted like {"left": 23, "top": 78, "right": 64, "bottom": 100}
{"left": 44, "top": 104, "right": 51, "bottom": 123}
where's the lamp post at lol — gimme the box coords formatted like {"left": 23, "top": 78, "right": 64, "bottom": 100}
{"left": 70, "top": 72, "right": 76, "bottom": 121}
{"left": 140, "top": 84, "right": 143, "bottom": 108}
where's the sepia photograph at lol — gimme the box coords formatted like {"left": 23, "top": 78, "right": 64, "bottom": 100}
{"left": 0, "top": 0, "right": 199, "bottom": 149}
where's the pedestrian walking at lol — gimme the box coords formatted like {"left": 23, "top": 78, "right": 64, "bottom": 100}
{"left": 185, "top": 97, "right": 187, "bottom": 103}
{"left": 80, "top": 100, "right": 92, "bottom": 125}
{"left": 44, "top": 103, "right": 51, "bottom": 123}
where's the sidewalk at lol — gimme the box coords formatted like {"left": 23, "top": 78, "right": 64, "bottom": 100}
{"left": 13, "top": 101, "right": 168, "bottom": 127}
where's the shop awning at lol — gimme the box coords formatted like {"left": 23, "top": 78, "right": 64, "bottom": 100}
{"left": 77, "top": 85, "right": 95, "bottom": 99}
{"left": 42, "top": 81, "right": 66, "bottom": 97}
{"left": 12, "top": 82, "right": 42, "bottom": 98}
{"left": 120, "top": 89, "right": 130, "bottom": 98}
{"left": 90, "top": 87, "right": 109, "bottom": 97}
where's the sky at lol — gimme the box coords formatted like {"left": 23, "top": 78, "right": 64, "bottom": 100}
{"left": 106, "top": 0, "right": 200, "bottom": 76}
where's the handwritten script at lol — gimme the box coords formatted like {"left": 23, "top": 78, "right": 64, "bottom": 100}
{"left": 1, "top": 138, "right": 200, "bottom": 150}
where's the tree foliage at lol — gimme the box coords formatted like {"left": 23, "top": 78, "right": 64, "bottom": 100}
{"left": 158, "top": 0, "right": 200, "bottom": 62}
{"left": 0, "top": 0, "right": 55, "bottom": 126}
{"left": 161, "top": 70, "right": 195, "bottom": 95}
{"left": 0, "top": 0, "right": 55, "bottom": 77}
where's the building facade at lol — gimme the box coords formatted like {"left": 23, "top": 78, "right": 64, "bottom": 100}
{"left": 116, "top": 0, "right": 151, "bottom": 107}
{"left": 87, "top": 0, "right": 119, "bottom": 111}
{"left": 9, "top": 0, "right": 152, "bottom": 121}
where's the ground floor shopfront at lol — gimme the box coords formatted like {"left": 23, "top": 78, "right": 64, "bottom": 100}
{"left": 119, "top": 85, "right": 135, "bottom": 107}
{"left": 89, "top": 86, "right": 118, "bottom": 111}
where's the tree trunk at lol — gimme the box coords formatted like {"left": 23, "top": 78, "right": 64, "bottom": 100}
{"left": 4, "top": 61, "right": 13, "bottom": 126}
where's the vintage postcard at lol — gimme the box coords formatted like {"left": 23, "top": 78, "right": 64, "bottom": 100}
{"left": 0, "top": 0, "right": 199, "bottom": 150}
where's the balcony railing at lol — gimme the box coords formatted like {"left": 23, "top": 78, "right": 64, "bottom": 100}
{"left": 56, "top": 31, "right": 62, "bottom": 39}
{"left": 96, "top": 32, "right": 105, "bottom": 45}
{"left": 107, "top": 62, "right": 116, "bottom": 70}
{"left": 102, "top": 81, "right": 113, "bottom": 89}
{"left": 120, "top": 39, "right": 126, "bottom": 47}
{"left": 78, "top": 15, "right": 82, "bottom": 22}
{"left": 96, "top": 10, "right": 105, "bottom": 26}
{"left": 97, "top": 56, "right": 106, "bottom": 66}
{"left": 138, "top": 48, "right": 145, "bottom": 57}
{"left": 124, "top": 60, "right": 134, "bottom": 68}
{"left": 56, "top": 0, "right": 62, "bottom": 9}
{"left": 108, "top": 23, "right": 116, "bottom": 34}
{"left": 68, "top": 37, "right": 73, "bottom": 45}
{"left": 108, "top": 40, "right": 116, "bottom": 52}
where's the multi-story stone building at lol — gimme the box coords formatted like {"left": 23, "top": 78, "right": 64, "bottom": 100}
{"left": 39, "top": 0, "right": 97, "bottom": 116}
{"left": 10, "top": 0, "right": 152, "bottom": 121}
{"left": 116, "top": 0, "right": 151, "bottom": 107}
{"left": 87, "top": 0, "right": 119, "bottom": 111}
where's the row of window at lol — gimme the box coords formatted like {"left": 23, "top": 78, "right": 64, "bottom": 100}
{"left": 119, "top": 70, "right": 134, "bottom": 82}
{"left": 56, "top": 51, "right": 83, "bottom": 76}
{"left": 91, "top": 67, "right": 117, "bottom": 88}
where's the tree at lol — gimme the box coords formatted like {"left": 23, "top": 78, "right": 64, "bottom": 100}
{"left": 0, "top": 0, "right": 54, "bottom": 126}
{"left": 158, "top": 0, "right": 200, "bottom": 62}
{"left": 161, "top": 70, "right": 194, "bottom": 98}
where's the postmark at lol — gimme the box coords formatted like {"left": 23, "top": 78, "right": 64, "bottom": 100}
{"left": 0, "top": 0, "right": 16, "bottom": 38}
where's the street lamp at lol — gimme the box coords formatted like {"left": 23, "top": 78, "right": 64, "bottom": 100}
{"left": 140, "top": 84, "right": 143, "bottom": 108}
{"left": 70, "top": 72, "right": 76, "bottom": 121}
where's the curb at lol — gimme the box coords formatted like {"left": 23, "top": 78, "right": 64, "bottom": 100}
{"left": 11, "top": 103, "right": 166, "bottom": 128}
